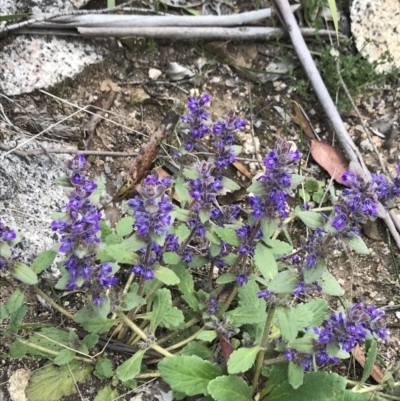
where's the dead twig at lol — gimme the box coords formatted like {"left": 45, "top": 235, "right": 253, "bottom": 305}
{"left": 274, "top": 0, "right": 400, "bottom": 250}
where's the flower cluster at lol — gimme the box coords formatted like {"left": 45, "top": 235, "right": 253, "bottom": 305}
{"left": 0, "top": 220, "right": 17, "bottom": 271}
{"left": 179, "top": 94, "right": 211, "bottom": 152}
{"left": 52, "top": 155, "right": 118, "bottom": 304}
{"left": 285, "top": 303, "right": 386, "bottom": 370}
{"left": 371, "top": 164, "right": 400, "bottom": 208}
{"left": 212, "top": 109, "right": 246, "bottom": 168}
{"left": 313, "top": 303, "right": 387, "bottom": 353}
{"left": 128, "top": 171, "right": 173, "bottom": 238}
{"left": 250, "top": 138, "right": 301, "bottom": 219}
{"left": 330, "top": 171, "right": 386, "bottom": 233}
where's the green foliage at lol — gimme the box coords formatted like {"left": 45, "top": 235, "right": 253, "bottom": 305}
{"left": 116, "top": 350, "right": 145, "bottom": 382}
{"left": 207, "top": 376, "right": 252, "bottom": 401}
{"left": 227, "top": 346, "right": 261, "bottom": 374}
{"left": 26, "top": 362, "right": 93, "bottom": 401}
{"left": 158, "top": 355, "right": 223, "bottom": 396}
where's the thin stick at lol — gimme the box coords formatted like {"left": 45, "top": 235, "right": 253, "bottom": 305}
{"left": 33, "top": 286, "right": 75, "bottom": 320}
{"left": 273, "top": 0, "right": 400, "bottom": 250}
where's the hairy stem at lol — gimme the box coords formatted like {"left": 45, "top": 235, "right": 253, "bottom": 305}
{"left": 117, "top": 312, "right": 173, "bottom": 357}
{"left": 252, "top": 306, "right": 276, "bottom": 393}
{"left": 33, "top": 286, "right": 75, "bottom": 321}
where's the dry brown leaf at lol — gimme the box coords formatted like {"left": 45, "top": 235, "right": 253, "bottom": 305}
{"left": 109, "top": 111, "right": 179, "bottom": 205}
{"left": 292, "top": 100, "right": 315, "bottom": 140}
{"left": 218, "top": 332, "right": 235, "bottom": 365}
{"left": 310, "top": 140, "right": 349, "bottom": 185}
{"left": 204, "top": 41, "right": 230, "bottom": 60}
{"left": 363, "top": 220, "right": 384, "bottom": 241}
{"left": 129, "top": 87, "right": 150, "bottom": 103}
{"left": 352, "top": 345, "right": 384, "bottom": 383}
{"left": 100, "top": 78, "right": 121, "bottom": 92}
{"left": 233, "top": 160, "right": 252, "bottom": 179}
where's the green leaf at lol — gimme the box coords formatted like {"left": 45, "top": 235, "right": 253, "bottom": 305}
{"left": 199, "top": 209, "right": 211, "bottom": 224}
{"left": 214, "top": 227, "right": 240, "bottom": 246}
{"left": 289, "top": 332, "right": 316, "bottom": 353}
{"left": 207, "top": 375, "right": 252, "bottom": 401}
{"left": 294, "top": 304, "right": 314, "bottom": 332}
{"left": 94, "top": 385, "right": 119, "bottom": 401}
{"left": 0, "top": 13, "right": 29, "bottom": 22}
{"left": 158, "top": 355, "right": 223, "bottom": 396}
{"left": 306, "top": 299, "right": 329, "bottom": 326}
{"left": 303, "top": 259, "right": 326, "bottom": 284}
{"left": 254, "top": 242, "right": 278, "bottom": 282}
{"left": 175, "top": 176, "right": 191, "bottom": 203}
{"left": 360, "top": 340, "right": 377, "bottom": 385}
{"left": 9, "top": 340, "right": 27, "bottom": 358}
{"left": 82, "top": 333, "right": 99, "bottom": 349}
{"left": 295, "top": 209, "right": 325, "bottom": 229}
{"left": 115, "top": 216, "right": 135, "bottom": 237}
{"left": 154, "top": 265, "right": 180, "bottom": 285}
{"left": 320, "top": 271, "right": 344, "bottom": 296}
{"left": 196, "top": 330, "right": 217, "bottom": 342}
{"left": 103, "top": 244, "right": 138, "bottom": 264}
{"left": 181, "top": 342, "right": 213, "bottom": 359}
{"left": 226, "top": 306, "right": 266, "bottom": 326}
{"left": 151, "top": 288, "right": 172, "bottom": 331}
{"left": 0, "top": 242, "right": 12, "bottom": 258}
{"left": 6, "top": 288, "right": 24, "bottom": 314}
{"left": 189, "top": 255, "right": 208, "bottom": 268}
{"left": 171, "top": 208, "right": 191, "bottom": 222}
{"left": 163, "top": 252, "right": 182, "bottom": 265}
{"left": 26, "top": 362, "right": 93, "bottom": 401}
{"left": 94, "top": 357, "right": 114, "bottom": 379}
{"left": 77, "top": 318, "right": 116, "bottom": 334}
{"left": 74, "top": 300, "right": 116, "bottom": 334}
{"left": 267, "top": 371, "right": 347, "bottom": 401}
{"left": 119, "top": 235, "right": 147, "bottom": 252}
{"left": 9, "top": 305, "right": 27, "bottom": 327}
{"left": 221, "top": 177, "right": 241, "bottom": 191}
{"left": 0, "top": 304, "right": 9, "bottom": 323}
{"left": 160, "top": 307, "right": 185, "bottom": 329}
{"left": 343, "top": 235, "right": 369, "bottom": 255}
{"left": 116, "top": 350, "right": 145, "bottom": 381}
{"left": 175, "top": 224, "right": 191, "bottom": 243}
{"left": 288, "top": 361, "right": 304, "bottom": 389}
{"left": 227, "top": 346, "right": 262, "bottom": 374}
{"left": 119, "top": 292, "right": 146, "bottom": 311}
{"left": 305, "top": 177, "right": 320, "bottom": 192}
{"left": 247, "top": 181, "right": 265, "bottom": 195}
{"left": 238, "top": 280, "right": 264, "bottom": 308}
{"left": 54, "top": 349, "right": 76, "bottom": 365}
{"left": 99, "top": 221, "right": 113, "bottom": 242}
{"left": 31, "top": 250, "right": 57, "bottom": 274}
{"left": 327, "top": 0, "right": 339, "bottom": 41}
{"left": 276, "top": 307, "right": 298, "bottom": 343}
{"left": 183, "top": 167, "right": 200, "bottom": 179}
{"left": 216, "top": 273, "right": 237, "bottom": 284}
{"left": 262, "top": 363, "right": 288, "bottom": 396}
{"left": 268, "top": 270, "right": 298, "bottom": 293}
{"left": 267, "top": 239, "right": 293, "bottom": 255}
{"left": 11, "top": 262, "right": 38, "bottom": 284}
{"left": 261, "top": 218, "right": 277, "bottom": 240}
{"left": 173, "top": 263, "right": 194, "bottom": 294}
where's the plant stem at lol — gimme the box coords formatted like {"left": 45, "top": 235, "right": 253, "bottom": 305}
{"left": 111, "top": 272, "right": 136, "bottom": 322}
{"left": 252, "top": 306, "right": 276, "bottom": 393}
{"left": 165, "top": 328, "right": 204, "bottom": 352}
{"left": 17, "top": 338, "right": 93, "bottom": 363}
{"left": 216, "top": 285, "right": 238, "bottom": 317}
{"left": 117, "top": 311, "right": 173, "bottom": 357}
{"left": 33, "top": 286, "right": 75, "bottom": 320}
{"left": 156, "top": 317, "right": 200, "bottom": 346}
{"left": 135, "top": 371, "right": 161, "bottom": 379}
{"left": 263, "top": 355, "right": 287, "bottom": 365}
{"left": 311, "top": 206, "right": 333, "bottom": 212}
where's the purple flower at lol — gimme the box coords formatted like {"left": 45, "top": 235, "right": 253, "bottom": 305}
{"left": 251, "top": 139, "right": 301, "bottom": 219}
{"left": 129, "top": 170, "right": 173, "bottom": 238}
{"left": 257, "top": 290, "right": 271, "bottom": 300}
{"left": 236, "top": 274, "right": 248, "bottom": 286}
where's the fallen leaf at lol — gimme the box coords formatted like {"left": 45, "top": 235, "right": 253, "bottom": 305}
{"left": 218, "top": 332, "right": 235, "bottom": 364}
{"left": 292, "top": 98, "right": 315, "bottom": 140}
{"left": 100, "top": 78, "right": 121, "bottom": 92}
{"left": 310, "top": 140, "right": 349, "bottom": 185}
{"left": 109, "top": 111, "right": 179, "bottom": 205}
{"left": 363, "top": 220, "right": 383, "bottom": 241}
{"left": 129, "top": 87, "right": 150, "bottom": 103}
{"left": 352, "top": 345, "right": 384, "bottom": 383}
{"left": 204, "top": 41, "right": 230, "bottom": 60}
{"left": 233, "top": 161, "right": 252, "bottom": 179}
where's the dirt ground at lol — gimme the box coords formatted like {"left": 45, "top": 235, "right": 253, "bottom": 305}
{"left": 1, "top": 1, "right": 400, "bottom": 400}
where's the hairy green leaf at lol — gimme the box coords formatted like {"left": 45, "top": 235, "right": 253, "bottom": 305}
{"left": 160, "top": 307, "right": 185, "bottom": 329}
{"left": 158, "top": 355, "right": 223, "bottom": 396}
{"left": 181, "top": 342, "right": 213, "bottom": 359}
{"left": 163, "top": 252, "right": 182, "bottom": 265}
{"left": 151, "top": 288, "right": 172, "bottom": 331}
{"left": 154, "top": 266, "right": 180, "bottom": 285}
{"left": 115, "top": 216, "right": 135, "bottom": 237}
{"left": 268, "top": 270, "right": 298, "bottom": 293}
{"left": 276, "top": 307, "right": 298, "bottom": 343}
{"left": 94, "top": 385, "right": 119, "bottom": 401}
{"left": 207, "top": 375, "right": 252, "bottom": 401}
{"left": 295, "top": 209, "right": 325, "bottom": 229}
{"left": 94, "top": 357, "right": 114, "bottom": 379}
{"left": 288, "top": 361, "right": 304, "bottom": 389}
{"left": 254, "top": 242, "right": 278, "bottom": 282}
{"left": 31, "top": 249, "right": 57, "bottom": 274}
{"left": 54, "top": 349, "right": 76, "bottom": 365}
{"left": 12, "top": 262, "right": 38, "bottom": 284}
{"left": 214, "top": 227, "right": 240, "bottom": 246}
{"left": 6, "top": 288, "right": 24, "bottom": 314}
{"left": 360, "top": 340, "right": 377, "bottom": 385}
{"left": 227, "top": 346, "right": 261, "bottom": 374}
{"left": 116, "top": 350, "right": 145, "bottom": 381}
{"left": 320, "top": 271, "right": 344, "bottom": 296}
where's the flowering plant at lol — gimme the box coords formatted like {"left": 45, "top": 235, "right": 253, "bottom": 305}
{"left": 1, "top": 94, "right": 398, "bottom": 401}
